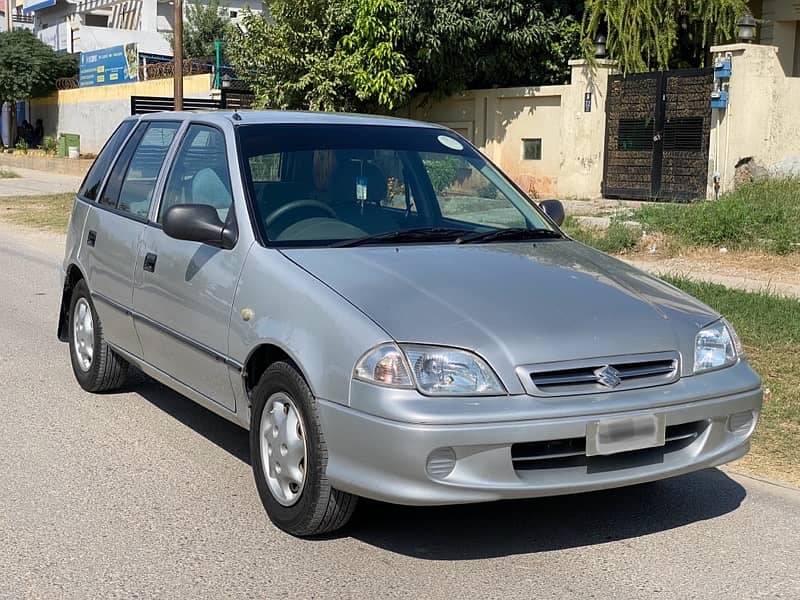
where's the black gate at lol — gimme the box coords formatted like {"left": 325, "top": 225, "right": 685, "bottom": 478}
{"left": 602, "top": 68, "right": 713, "bottom": 201}
{"left": 130, "top": 90, "right": 255, "bottom": 115}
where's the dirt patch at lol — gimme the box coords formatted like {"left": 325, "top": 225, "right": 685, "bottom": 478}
{"left": 623, "top": 245, "right": 800, "bottom": 298}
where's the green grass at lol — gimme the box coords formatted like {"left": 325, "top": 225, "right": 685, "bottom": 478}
{"left": 0, "top": 193, "right": 74, "bottom": 231}
{"left": 665, "top": 277, "right": 800, "bottom": 484}
{"left": 0, "top": 168, "right": 19, "bottom": 178}
{"left": 562, "top": 216, "right": 641, "bottom": 254}
{"left": 632, "top": 179, "right": 800, "bottom": 254}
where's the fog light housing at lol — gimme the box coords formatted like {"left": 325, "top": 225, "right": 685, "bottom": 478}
{"left": 426, "top": 447, "right": 456, "bottom": 479}
{"left": 728, "top": 410, "right": 755, "bottom": 433}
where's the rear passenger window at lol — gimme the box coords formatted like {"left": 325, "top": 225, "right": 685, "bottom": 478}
{"left": 99, "top": 121, "right": 180, "bottom": 219}
{"left": 159, "top": 125, "right": 233, "bottom": 223}
{"left": 78, "top": 120, "right": 135, "bottom": 201}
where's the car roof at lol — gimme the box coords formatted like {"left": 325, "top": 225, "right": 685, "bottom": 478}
{"left": 135, "top": 110, "right": 446, "bottom": 130}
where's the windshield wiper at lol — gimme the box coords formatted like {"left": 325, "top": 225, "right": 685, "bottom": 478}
{"left": 332, "top": 227, "right": 471, "bottom": 248}
{"left": 455, "top": 227, "right": 563, "bottom": 244}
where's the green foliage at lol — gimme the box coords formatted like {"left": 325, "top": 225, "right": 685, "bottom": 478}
{"left": 0, "top": 168, "right": 19, "bottom": 178}
{"left": 401, "top": 0, "right": 583, "bottom": 96}
{"left": 14, "top": 139, "right": 28, "bottom": 153}
{"left": 41, "top": 136, "right": 58, "bottom": 155}
{"left": 228, "top": 0, "right": 414, "bottom": 112}
{"left": 0, "top": 30, "right": 77, "bottom": 104}
{"left": 170, "top": 0, "right": 235, "bottom": 59}
{"left": 633, "top": 179, "right": 800, "bottom": 254}
{"left": 582, "top": 0, "right": 747, "bottom": 73}
{"left": 562, "top": 216, "right": 641, "bottom": 254}
{"left": 424, "top": 156, "right": 461, "bottom": 192}
{"left": 341, "top": 0, "right": 415, "bottom": 110}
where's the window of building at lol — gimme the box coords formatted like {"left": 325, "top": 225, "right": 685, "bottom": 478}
{"left": 522, "top": 138, "right": 542, "bottom": 160}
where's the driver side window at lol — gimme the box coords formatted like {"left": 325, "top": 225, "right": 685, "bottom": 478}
{"left": 159, "top": 125, "right": 233, "bottom": 223}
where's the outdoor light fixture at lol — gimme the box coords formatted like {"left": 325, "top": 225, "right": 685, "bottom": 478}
{"left": 221, "top": 73, "right": 232, "bottom": 89}
{"left": 737, "top": 13, "right": 757, "bottom": 43}
{"left": 594, "top": 35, "right": 607, "bottom": 58}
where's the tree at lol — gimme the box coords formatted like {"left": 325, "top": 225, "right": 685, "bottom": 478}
{"left": 167, "top": 0, "right": 235, "bottom": 59}
{"left": 582, "top": 0, "right": 748, "bottom": 73}
{"left": 400, "top": 0, "right": 583, "bottom": 97}
{"left": 0, "top": 29, "right": 77, "bottom": 145}
{"left": 227, "top": 0, "right": 414, "bottom": 112}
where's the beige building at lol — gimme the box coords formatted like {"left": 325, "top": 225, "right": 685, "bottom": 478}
{"left": 403, "top": 60, "right": 614, "bottom": 200}
{"left": 750, "top": 0, "right": 800, "bottom": 76}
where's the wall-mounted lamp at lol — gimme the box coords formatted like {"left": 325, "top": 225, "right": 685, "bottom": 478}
{"left": 737, "top": 13, "right": 757, "bottom": 43}
{"left": 221, "top": 73, "right": 232, "bottom": 89}
{"left": 594, "top": 34, "right": 607, "bottom": 58}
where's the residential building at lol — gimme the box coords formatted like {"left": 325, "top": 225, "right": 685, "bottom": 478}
{"left": 749, "top": 0, "right": 800, "bottom": 76}
{"left": 25, "top": 0, "right": 262, "bottom": 54}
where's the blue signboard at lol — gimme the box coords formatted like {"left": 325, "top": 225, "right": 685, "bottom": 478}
{"left": 80, "top": 44, "right": 139, "bottom": 88}
{"left": 23, "top": 0, "right": 56, "bottom": 14}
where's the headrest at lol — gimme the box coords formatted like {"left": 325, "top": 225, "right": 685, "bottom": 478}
{"left": 328, "top": 161, "right": 387, "bottom": 206}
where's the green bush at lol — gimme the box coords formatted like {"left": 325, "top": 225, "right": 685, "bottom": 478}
{"left": 41, "top": 136, "right": 58, "bottom": 155}
{"left": 633, "top": 179, "right": 800, "bottom": 254}
{"left": 424, "top": 156, "right": 461, "bottom": 192}
{"left": 562, "top": 217, "right": 641, "bottom": 254}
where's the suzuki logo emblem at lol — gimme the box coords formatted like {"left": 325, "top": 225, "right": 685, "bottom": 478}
{"left": 594, "top": 365, "right": 622, "bottom": 388}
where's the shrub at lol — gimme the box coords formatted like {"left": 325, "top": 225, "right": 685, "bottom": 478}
{"left": 633, "top": 179, "right": 800, "bottom": 254}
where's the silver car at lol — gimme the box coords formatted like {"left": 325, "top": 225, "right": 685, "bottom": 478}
{"left": 58, "top": 111, "right": 762, "bottom": 536}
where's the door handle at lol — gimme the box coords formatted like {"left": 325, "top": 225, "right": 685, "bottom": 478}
{"left": 143, "top": 252, "right": 158, "bottom": 273}
{"left": 87, "top": 230, "right": 97, "bottom": 247}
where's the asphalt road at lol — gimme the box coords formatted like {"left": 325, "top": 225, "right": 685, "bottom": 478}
{"left": 1, "top": 225, "right": 799, "bottom": 600}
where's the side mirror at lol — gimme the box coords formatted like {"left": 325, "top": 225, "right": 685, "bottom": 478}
{"left": 539, "top": 199, "right": 565, "bottom": 226}
{"left": 163, "top": 204, "right": 237, "bottom": 249}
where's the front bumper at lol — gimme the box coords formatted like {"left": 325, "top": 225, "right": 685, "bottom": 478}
{"left": 318, "top": 384, "right": 762, "bottom": 505}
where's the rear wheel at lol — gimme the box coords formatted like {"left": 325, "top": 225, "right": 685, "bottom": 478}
{"left": 250, "top": 361, "right": 358, "bottom": 536}
{"left": 68, "top": 280, "right": 128, "bottom": 392}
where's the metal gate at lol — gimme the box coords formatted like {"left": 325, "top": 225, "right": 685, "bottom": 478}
{"left": 130, "top": 90, "right": 255, "bottom": 115}
{"left": 602, "top": 68, "right": 713, "bottom": 201}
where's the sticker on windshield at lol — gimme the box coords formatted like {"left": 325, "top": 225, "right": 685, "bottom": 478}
{"left": 437, "top": 135, "right": 464, "bottom": 151}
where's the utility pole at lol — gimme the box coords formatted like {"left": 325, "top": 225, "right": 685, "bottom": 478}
{"left": 173, "top": 0, "right": 183, "bottom": 110}
{"left": 5, "top": 0, "right": 13, "bottom": 33}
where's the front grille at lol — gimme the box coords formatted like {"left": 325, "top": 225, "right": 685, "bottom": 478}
{"left": 518, "top": 351, "right": 680, "bottom": 396}
{"left": 511, "top": 420, "right": 708, "bottom": 472}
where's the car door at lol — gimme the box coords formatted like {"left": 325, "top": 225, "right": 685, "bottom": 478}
{"left": 132, "top": 123, "right": 246, "bottom": 412}
{"left": 80, "top": 119, "right": 180, "bottom": 356}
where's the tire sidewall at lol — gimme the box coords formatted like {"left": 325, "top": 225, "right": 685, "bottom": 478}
{"left": 250, "top": 363, "right": 326, "bottom": 533}
{"left": 68, "top": 280, "right": 101, "bottom": 389}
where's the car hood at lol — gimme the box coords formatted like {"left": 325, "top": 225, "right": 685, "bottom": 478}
{"left": 281, "top": 241, "right": 718, "bottom": 392}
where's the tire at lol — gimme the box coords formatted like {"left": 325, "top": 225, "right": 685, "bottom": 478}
{"left": 68, "top": 279, "right": 129, "bottom": 393}
{"left": 250, "top": 361, "right": 358, "bottom": 537}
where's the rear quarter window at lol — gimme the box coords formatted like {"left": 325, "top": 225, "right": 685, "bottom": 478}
{"left": 78, "top": 120, "right": 136, "bottom": 201}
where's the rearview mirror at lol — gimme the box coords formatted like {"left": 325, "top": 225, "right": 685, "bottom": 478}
{"left": 163, "top": 204, "right": 237, "bottom": 249}
{"left": 539, "top": 199, "right": 565, "bottom": 226}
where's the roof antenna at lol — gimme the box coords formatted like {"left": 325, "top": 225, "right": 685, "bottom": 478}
{"left": 232, "top": 110, "right": 242, "bottom": 121}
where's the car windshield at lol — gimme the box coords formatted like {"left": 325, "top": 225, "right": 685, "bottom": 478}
{"left": 237, "top": 123, "right": 558, "bottom": 247}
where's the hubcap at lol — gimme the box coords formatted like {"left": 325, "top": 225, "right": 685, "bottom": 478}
{"left": 72, "top": 298, "right": 94, "bottom": 372}
{"left": 259, "top": 392, "right": 307, "bottom": 506}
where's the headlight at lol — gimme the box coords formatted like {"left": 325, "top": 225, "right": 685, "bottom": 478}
{"left": 354, "top": 344, "right": 505, "bottom": 396}
{"left": 694, "top": 319, "right": 741, "bottom": 373}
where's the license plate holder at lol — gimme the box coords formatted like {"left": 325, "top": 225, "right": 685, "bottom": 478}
{"left": 586, "top": 414, "right": 666, "bottom": 457}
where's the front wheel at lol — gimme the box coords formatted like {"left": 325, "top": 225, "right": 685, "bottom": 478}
{"left": 250, "top": 362, "right": 358, "bottom": 536}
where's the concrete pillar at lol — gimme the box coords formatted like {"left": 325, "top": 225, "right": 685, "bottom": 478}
{"left": 708, "top": 43, "right": 784, "bottom": 193}
{"left": 556, "top": 59, "right": 616, "bottom": 199}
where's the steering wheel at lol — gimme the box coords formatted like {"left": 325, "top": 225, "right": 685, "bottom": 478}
{"left": 264, "top": 199, "right": 336, "bottom": 228}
